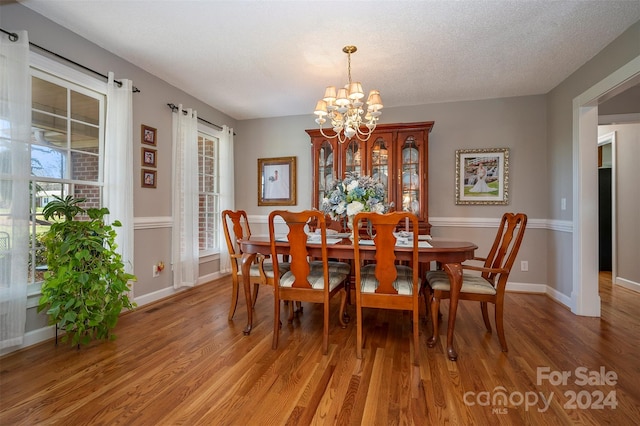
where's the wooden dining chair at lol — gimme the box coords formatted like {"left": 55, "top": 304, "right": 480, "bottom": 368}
{"left": 424, "top": 212, "right": 527, "bottom": 352}
{"left": 269, "top": 210, "right": 350, "bottom": 355}
{"left": 353, "top": 211, "right": 421, "bottom": 365}
{"left": 221, "top": 210, "right": 290, "bottom": 320}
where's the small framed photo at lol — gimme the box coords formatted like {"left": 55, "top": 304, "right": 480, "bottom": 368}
{"left": 141, "top": 125, "right": 157, "bottom": 146}
{"left": 141, "top": 147, "right": 157, "bottom": 168}
{"left": 455, "top": 148, "right": 509, "bottom": 205}
{"left": 258, "top": 156, "right": 297, "bottom": 206}
{"left": 141, "top": 169, "right": 157, "bottom": 188}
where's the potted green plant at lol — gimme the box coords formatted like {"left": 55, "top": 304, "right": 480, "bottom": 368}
{"left": 37, "top": 195, "right": 136, "bottom": 346}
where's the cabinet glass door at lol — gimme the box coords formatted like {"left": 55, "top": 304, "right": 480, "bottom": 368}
{"left": 318, "top": 140, "right": 335, "bottom": 206}
{"left": 370, "top": 136, "right": 390, "bottom": 204}
{"left": 401, "top": 136, "right": 420, "bottom": 214}
{"left": 344, "top": 140, "right": 363, "bottom": 177}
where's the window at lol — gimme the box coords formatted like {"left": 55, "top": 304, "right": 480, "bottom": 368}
{"left": 28, "top": 66, "right": 105, "bottom": 291}
{"left": 198, "top": 130, "right": 220, "bottom": 254}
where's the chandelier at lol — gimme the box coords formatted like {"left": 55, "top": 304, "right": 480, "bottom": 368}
{"left": 313, "top": 45, "right": 383, "bottom": 143}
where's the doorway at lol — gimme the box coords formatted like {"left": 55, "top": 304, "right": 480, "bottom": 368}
{"left": 573, "top": 57, "right": 640, "bottom": 317}
{"left": 597, "top": 132, "right": 615, "bottom": 274}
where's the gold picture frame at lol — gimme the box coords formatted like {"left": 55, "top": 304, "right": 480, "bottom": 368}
{"left": 258, "top": 156, "right": 297, "bottom": 206}
{"left": 455, "top": 148, "right": 509, "bottom": 205}
{"left": 141, "top": 169, "right": 157, "bottom": 188}
{"left": 141, "top": 124, "right": 157, "bottom": 146}
{"left": 141, "top": 147, "right": 157, "bottom": 168}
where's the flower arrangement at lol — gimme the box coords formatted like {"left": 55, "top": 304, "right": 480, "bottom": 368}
{"left": 321, "top": 173, "right": 391, "bottom": 224}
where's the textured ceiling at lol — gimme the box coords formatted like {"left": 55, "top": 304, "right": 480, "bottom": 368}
{"left": 18, "top": 0, "right": 640, "bottom": 121}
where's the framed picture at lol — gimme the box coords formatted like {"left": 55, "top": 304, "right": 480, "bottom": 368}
{"left": 258, "top": 156, "right": 297, "bottom": 206}
{"left": 141, "top": 147, "right": 157, "bottom": 168}
{"left": 455, "top": 148, "right": 509, "bottom": 205}
{"left": 141, "top": 125, "right": 157, "bottom": 146}
{"left": 141, "top": 169, "right": 157, "bottom": 188}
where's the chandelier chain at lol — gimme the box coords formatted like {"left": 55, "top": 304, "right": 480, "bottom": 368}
{"left": 347, "top": 51, "right": 352, "bottom": 85}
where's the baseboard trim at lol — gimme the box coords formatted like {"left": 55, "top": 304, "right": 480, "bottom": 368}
{"left": 133, "top": 271, "right": 227, "bottom": 307}
{"left": 506, "top": 282, "right": 547, "bottom": 294}
{"left": 197, "top": 271, "right": 227, "bottom": 286}
{"left": 0, "top": 326, "right": 56, "bottom": 357}
{"left": 615, "top": 277, "right": 640, "bottom": 293}
{"left": 506, "top": 281, "right": 572, "bottom": 309}
{"left": 546, "top": 285, "right": 573, "bottom": 308}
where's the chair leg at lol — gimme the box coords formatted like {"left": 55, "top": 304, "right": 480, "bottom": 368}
{"left": 480, "top": 302, "right": 492, "bottom": 332}
{"left": 343, "top": 281, "right": 354, "bottom": 324}
{"left": 228, "top": 276, "right": 239, "bottom": 320}
{"left": 356, "top": 302, "right": 363, "bottom": 359}
{"left": 287, "top": 301, "right": 295, "bottom": 323}
{"left": 495, "top": 302, "right": 508, "bottom": 352}
{"left": 344, "top": 280, "right": 352, "bottom": 306}
{"left": 427, "top": 294, "right": 440, "bottom": 348}
{"left": 338, "top": 288, "right": 348, "bottom": 328}
{"left": 412, "top": 303, "right": 420, "bottom": 366}
{"left": 421, "top": 284, "right": 430, "bottom": 324}
{"left": 272, "top": 296, "right": 281, "bottom": 350}
{"left": 322, "top": 299, "right": 329, "bottom": 355}
{"left": 283, "top": 301, "right": 303, "bottom": 323}
{"left": 252, "top": 283, "right": 260, "bottom": 308}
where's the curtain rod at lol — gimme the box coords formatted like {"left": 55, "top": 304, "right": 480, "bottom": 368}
{"left": 167, "top": 103, "right": 230, "bottom": 133}
{"left": 1, "top": 28, "right": 140, "bottom": 93}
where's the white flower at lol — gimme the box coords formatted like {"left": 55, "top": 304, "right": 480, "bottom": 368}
{"left": 346, "top": 200, "right": 364, "bottom": 216}
{"left": 321, "top": 173, "right": 390, "bottom": 222}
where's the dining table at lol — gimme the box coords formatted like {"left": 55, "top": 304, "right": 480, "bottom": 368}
{"left": 238, "top": 235, "right": 477, "bottom": 361}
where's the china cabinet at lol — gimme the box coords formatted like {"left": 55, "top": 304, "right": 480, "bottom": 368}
{"left": 306, "top": 121, "right": 434, "bottom": 234}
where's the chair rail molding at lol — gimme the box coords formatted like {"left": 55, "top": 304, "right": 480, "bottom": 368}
{"left": 134, "top": 216, "right": 173, "bottom": 229}
{"left": 429, "top": 217, "right": 570, "bottom": 232}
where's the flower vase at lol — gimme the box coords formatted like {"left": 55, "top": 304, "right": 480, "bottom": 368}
{"left": 346, "top": 215, "right": 361, "bottom": 240}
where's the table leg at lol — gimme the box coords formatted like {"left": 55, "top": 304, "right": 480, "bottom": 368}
{"left": 443, "top": 262, "right": 463, "bottom": 361}
{"left": 341, "top": 281, "right": 351, "bottom": 325}
{"left": 241, "top": 253, "right": 256, "bottom": 335}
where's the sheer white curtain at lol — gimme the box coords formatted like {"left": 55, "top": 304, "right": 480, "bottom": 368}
{"left": 172, "top": 105, "right": 199, "bottom": 288}
{"left": 104, "top": 72, "right": 134, "bottom": 276}
{"left": 218, "top": 125, "right": 234, "bottom": 273}
{"left": 0, "top": 31, "right": 31, "bottom": 349}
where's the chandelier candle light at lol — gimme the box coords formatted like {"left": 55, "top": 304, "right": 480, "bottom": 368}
{"left": 313, "top": 45, "right": 383, "bottom": 143}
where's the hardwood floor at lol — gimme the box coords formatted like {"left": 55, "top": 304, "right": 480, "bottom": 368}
{"left": 1, "top": 272, "right": 639, "bottom": 425}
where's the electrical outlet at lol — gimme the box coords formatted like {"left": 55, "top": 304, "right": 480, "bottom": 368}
{"left": 152, "top": 264, "right": 159, "bottom": 277}
{"left": 521, "top": 261, "right": 528, "bottom": 272}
